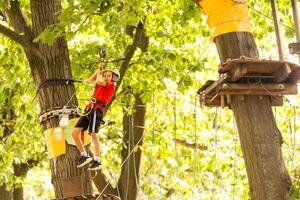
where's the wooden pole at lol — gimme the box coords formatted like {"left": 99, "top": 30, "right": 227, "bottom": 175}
{"left": 214, "top": 32, "right": 291, "bottom": 200}
{"left": 291, "top": 0, "right": 300, "bottom": 42}
{"left": 291, "top": 0, "right": 300, "bottom": 63}
{"left": 271, "top": 0, "right": 284, "bottom": 60}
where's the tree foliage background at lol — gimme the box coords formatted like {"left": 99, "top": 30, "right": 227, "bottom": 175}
{"left": 0, "top": 0, "right": 300, "bottom": 199}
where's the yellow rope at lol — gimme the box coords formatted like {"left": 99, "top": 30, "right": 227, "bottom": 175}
{"left": 77, "top": 98, "right": 96, "bottom": 117}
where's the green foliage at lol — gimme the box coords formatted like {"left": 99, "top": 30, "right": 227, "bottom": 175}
{"left": 0, "top": 37, "right": 45, "bottom": 190}
{"left": 0, "top": 0, "right": 10, "bottom": 9}
{"left": 1, "top": 0, "right": 300, "bottom": 199}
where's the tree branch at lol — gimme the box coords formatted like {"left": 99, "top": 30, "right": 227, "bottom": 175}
{"left": 104, "top": 20, "right": 146, "bottom": 114}
{"left": 3, "top": 0, "right": 45, "bottom": 61}
{"left": 193, "top": 0, "right": 201, "bottom": 9}
{"left": 174, "top": 139, "right": 208, "bottom": 150}
{"left": 0, "top": 23, "right": 26, "bottom": 45}
{"left": 5, "top": 0, "right": 32, "bottom": 37}
{"left": 94, "top": 20, "right": 146, "bottom": 196}
{"left": 93, "top": 171, "right": 118, "bottom": 196}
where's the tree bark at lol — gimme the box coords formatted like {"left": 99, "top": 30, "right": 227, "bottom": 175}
{"left": 117, "top": 94, "right": 146, "bottom": 200}
{"left": 214, "top": 32, "right": 291, "bottom": 199}
{"left": 3, "top": 0, "right": 92, "bottom": 199}
{"left": 0, "top": 185, "right": 12, "bottom": 200}
{"left": 28, "top": 1, "right": 93, "bottom": 199}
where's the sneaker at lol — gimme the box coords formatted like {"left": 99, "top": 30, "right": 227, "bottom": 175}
{"left": 77, "top": 155, "right": 92, "bottom": 168}
{"left": 88, "top": 160, "right": 101, "bottom": 171}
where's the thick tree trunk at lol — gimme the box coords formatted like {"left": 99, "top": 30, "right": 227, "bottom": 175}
{"left": 118, "top": 94, "right": 146, "bottom": 200}
{"left": 214, "top": 32, "right": 291, "bottom": 199}
{"left": 13, "top": 163, "right": 29, "bottom": 200}
{"left": 0, "top": 185, "right": 12, "bottom": 200}
{"left": 23, "top": 1, "right": 92, "bottom": 199}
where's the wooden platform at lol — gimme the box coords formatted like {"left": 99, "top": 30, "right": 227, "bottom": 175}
{"left": 62, "top": 176, "right": 120, "bottom": 200}
{"left": 289, "top": 42, "right": 300, "bottom": 55}
{"left": 62, "top": 194, "right": 120, "bottom": 200}
{"left": 198, "top": 58, "right": 300, "bottom": 108}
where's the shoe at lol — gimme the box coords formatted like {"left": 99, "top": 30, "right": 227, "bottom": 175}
{"left": 88, "top": 160, "right": 101, "bottom": 171}
{"left": 77, "top": 155, "right": 92, "bottom": 168}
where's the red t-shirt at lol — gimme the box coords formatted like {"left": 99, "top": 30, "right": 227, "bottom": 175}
{"left": 87, "top": 82, "right": 116, "bottom": 112}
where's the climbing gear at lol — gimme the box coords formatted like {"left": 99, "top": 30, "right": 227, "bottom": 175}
{"left": 77, "top": 101, "right": 94, "bottom": 117}
{"left": 39, "top": 107, "right": 78, "bottom": 123}
{"left": 36, "top": 78, "right": 84, "bottom": 95}
{"left": 88, "top": 160, "right": 102, "bottom": 171}
{"left": 77, "top": 155, "right": 93, "bottom": 168}
{"left": 99, "top": 46, "right": 106, "bottom": 61}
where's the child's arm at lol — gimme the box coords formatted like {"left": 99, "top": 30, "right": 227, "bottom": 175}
{"left": 88, "top": 63, "right": 107, "bottom": 86}
{"left": 88, "top": 70, "right": 99, "bottom": 85}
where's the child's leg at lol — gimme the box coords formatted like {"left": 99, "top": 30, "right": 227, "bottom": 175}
{"left": 90, "top": 132, "right": 100, "bottom": 157}
{"left": 72, "top": 127, "right": 85, "bottom": 153}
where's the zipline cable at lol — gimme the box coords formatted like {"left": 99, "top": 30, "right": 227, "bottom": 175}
{"left": 232, "top": 117, "right": 238, "bottom": 200}
{"left": 192, "top": 95, "right": 198, "bottom": 200}
{"left": 212, "top": 107, "right": 218, "bottom": 199}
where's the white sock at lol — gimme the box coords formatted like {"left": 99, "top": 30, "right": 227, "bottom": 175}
{"left": 81, "top": 151, "right": 87, "bottom": 157}
{"left": 94, "top": 156, "right": 100, "bottom": 162}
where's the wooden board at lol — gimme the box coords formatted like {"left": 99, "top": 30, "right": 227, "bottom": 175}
{"left": 202, "top": 95, "right": 283, "bottom": 107}
{"left": 218, "top": 83, "right": 297, "bottom": 95}
{"left": 217, "top": 59, "right": 300, "bottom": 83}
{"left": 289, "top": 42, "right": 300, "bottom": 55}
{"left": 62, "top": 176, "right": 83, "bottom": 198}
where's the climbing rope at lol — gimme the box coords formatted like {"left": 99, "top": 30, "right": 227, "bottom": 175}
{"left": 292, "top": 106, "right": 296, "bottom": 170}
{"left": 131, "top": 95, "right": 140, "bottom": 198}
{"left": 212, "top": 107, "right": 218, "bottom": 199}
{"left": 232, "top": 117, "right": 238, "bottom": 200}
{"left": 148, "top": 93, "right": 155, "bottom": 200}
{"left": 192, "top": 95, "right": 198, "bottom": 200}
{"left": 170, "top": 91, "right": 178, "bottom": 200}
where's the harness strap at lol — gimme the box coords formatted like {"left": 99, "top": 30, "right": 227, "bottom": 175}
{"left": 95, "top": 100, "right": 106, "bottom": 108}
{"left": 36, "top": 78, "right": 83, "bottom": 94}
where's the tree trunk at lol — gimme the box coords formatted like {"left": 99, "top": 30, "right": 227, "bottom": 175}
{"left": 25, "top": 0, "right": 92, "bottom": 198}
{"left": 214, "top": 32, "right": 291, "bottom": 199}
{"left": 27, "top": 1, "right": 92, "bottom": 199}
{"left": 0, "top": 185, "right": 12, "bottom": 200}
{"left": 118, "top": 94, "right": 146, "bottom": 200}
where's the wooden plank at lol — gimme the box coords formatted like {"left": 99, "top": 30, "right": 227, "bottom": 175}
{"left": 202, "top": 72, "right": 231, "bottom": 96}
{"left": 221, "top": 83, "right": 285, "bottom": 91}
{"left": 204, "top": 96, "right": 283, "bottom": 107}
{"left": 289, "top": 42, "right": 300, "bottom": 55}
{"left": 230, "top": 65, "right": 248, "bottom": 81}
{"left": 62, "top": 177, "right": 83, "bottom": 198}
{"left": 219, "top": 59, "right": 277, "bottom": 73}
{"left": 221, "top": 95, "right": 225, "bottom": 108}
{"left": 243, "top": 63, "right": 279, "bottom": 74}
{"left": 273, "top": 63, "right": 291, "bottom": 82}
{"left": 219, "top": 59, "right": 287, "bottom": 74}
{"left": 288, "top": 68, "right": 300, "bottom": 83}
{"left": 219, "top": 84, "right": 297, "bottom": 95}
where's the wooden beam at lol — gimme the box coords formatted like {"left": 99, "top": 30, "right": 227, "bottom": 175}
{"left": 203, "top": 96, "right": 283, "bottom": 107}
{"left": 219, "top": 83, "right": 297, "bottom": 95}
{"left": 291, "top": 0, "right": 300, "bottom": 62}
{"left": 273, "top": 63, "right": 291, "bottom": 82}
{"left": 230, "top": 65, "right": 248, "bottom": 81}
{"left": 271, "top": 0, "right": 284, "bottom": 60}
{"left": 202, "top": 72, "right": 231, "bottom": 96}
